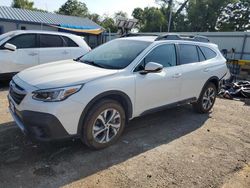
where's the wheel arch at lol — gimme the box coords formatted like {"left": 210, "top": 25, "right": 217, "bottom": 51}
{"left": 199, "top": 76, "right": 219, "bottom": 99}
{"left": 77, "top": 90, "right": 133, "bottom": 135}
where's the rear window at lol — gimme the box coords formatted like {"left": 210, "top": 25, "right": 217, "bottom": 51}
{"left": 62, "top": 36, "right": 78, "bottom": 47}
{"left": 200, "top": 46, "right": 217, "bottom": 60}
{"left": 40, "top": 34, "right": 64, "bottom": 48}
{"left": 179, "top": 44, "right": 199, "bottom": 64}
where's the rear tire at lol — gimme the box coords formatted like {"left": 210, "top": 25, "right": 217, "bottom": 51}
{"left": 193, "top": 83, "right": 217, "bottom": 113}
{"left": 81, "top": 99, "right": 126, "bottom": 149}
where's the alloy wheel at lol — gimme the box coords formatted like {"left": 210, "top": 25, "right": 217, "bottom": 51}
{"left": 202, "top": 87, "right": 216, "bottom": 110}
{"left": 92, "top": 108, "right": 121, "bottom": 144}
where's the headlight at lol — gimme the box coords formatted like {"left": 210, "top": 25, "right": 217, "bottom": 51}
{"left": 32, "top": 85, "right": 82, "bottom": 102}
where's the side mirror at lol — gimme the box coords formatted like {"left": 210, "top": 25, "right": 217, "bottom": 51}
{"left": 4, "top": 43, "right": 17, "bottom": 51}
{"left": 140, "top": 62, "right": 163, "bottom": 74}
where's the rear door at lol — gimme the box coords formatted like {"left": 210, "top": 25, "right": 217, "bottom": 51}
{"left": 38, "top": 34, "right": 71, "bottom": 64}
{"left": 177, "top": 44, "right": 209, "bottom": 100}
{"left": 0, "top": 33, "right": 39, "bottom": 73}
{"left": 61, "top": 36, "right": 85, "bottom": 59}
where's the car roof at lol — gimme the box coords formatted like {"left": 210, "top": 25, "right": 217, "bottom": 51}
{"left": 117, "top": 35, "right": 217, "bottom": 48}
{"left": 118, "top": 36, "right": 158, "bottom": 42}
{"left": 6, "top": 30, "right": 78, "bottom": 37}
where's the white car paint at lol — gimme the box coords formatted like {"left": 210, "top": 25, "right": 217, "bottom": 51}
{"left": 9, "top": 36, "right": 228, "bottom": 136}
{"left": 17, "top": 60, "right": 118, "bottom": 89}
{"left": 0, "top": 30, "right": 91, "bottom": 75}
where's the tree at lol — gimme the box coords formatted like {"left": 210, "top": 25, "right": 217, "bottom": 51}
{"left": 12, "top": 0, "right": 34, "bottom": 9}
{"left": 186, "top": 0, "right": 236, "bottom": 31}
{"left": 12, "top": 0, "right": 47, "bottom": 12}
{"left": 114, "top": 11, "right": 128, "bottom": 19}
{"left": 135, "top": 7, "right": 166, "bottom": 32}
{"left": 156, "top": 0, "right": 189, "bottom": 31}
{"left": 132, "top": 8, "right": 144, "bottom": 29}
{"left": 88, "top": 13, "right": 101, "bottom": 24}
{"left": 217, "top": 0, "right": 250, "bottom": 31}
{"left": 101, "top": 16, "right": 118, "bottom": 32}
{"left": 57, "top": 0, "right": 89, "bottom": 17}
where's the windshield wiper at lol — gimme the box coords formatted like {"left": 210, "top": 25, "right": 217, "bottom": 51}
{"left": 73, "top": 55, "right": 84, "bottom": 62}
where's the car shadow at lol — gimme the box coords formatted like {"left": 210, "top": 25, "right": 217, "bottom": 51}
{"left": 0, "top": 105, "right": 210, "bottom": 188}
{"left": 0, "top": 80, "right": 10, "bottom": 91}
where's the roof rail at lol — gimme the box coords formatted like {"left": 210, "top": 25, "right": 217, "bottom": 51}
{"left": 155, "top": 34, "right": 210, "bottom": 43}
{"left": 121, "top": 33, "right": 159, "bottom": 38}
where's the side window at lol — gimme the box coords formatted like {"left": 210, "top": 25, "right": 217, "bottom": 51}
{"left": 145, "top": 44, "right": 177, "bottom": 68}
{"left": 200, "top": 46, "right": 217, "bottom": 60}
{"left": 40, "top": 34, "right": 63, "bottom": 48}
{"left": 179, "top": 44, "right": 199, "bottom": 64}
{"left": 62, "top": 36, "right": 78, "bottom": 47}
{"left": 0, "top": 26, "right": 3, "bottom": 35}
{"left": 7, "top": 34, "right": 37, "bottom": 49}
{"left": 197, "top": 47, "right": 206, "bottom": 62}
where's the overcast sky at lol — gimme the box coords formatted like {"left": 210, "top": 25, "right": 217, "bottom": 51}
{"left": 0, "top": 0, "right": 158, "bottom": 17}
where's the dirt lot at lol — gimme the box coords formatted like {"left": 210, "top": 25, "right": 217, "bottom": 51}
{"left": 0, "top": 84, "right": 250, "bottom": 188}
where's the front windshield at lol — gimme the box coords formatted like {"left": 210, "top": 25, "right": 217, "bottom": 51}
{"left": 0, "top": 32, "right": 14, "bottom": 43}
{"left": 0, "top": 35, "right": 8, "bottom": 43}
{"left": 79, "top": 39, "right": 151, "bottom": 69}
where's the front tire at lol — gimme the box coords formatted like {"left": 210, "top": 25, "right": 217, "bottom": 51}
{"left": 81, "top": 99, "right": 126, "bottom": 149}
{"left": 193, "top": 83, "right": 217, "bottom": 113}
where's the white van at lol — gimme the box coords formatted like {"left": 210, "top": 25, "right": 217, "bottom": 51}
{"left": 0, "top": 30, "right": 91, "bottom": 80}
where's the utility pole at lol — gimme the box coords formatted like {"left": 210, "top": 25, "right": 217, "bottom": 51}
{"left": 167, "top": 0, "right": 173, "bottom": 32}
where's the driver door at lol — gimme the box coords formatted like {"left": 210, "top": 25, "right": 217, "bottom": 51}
{"left": 134, "top": 44, "right": 182, "bottom": 115}
{"left": 1, "top": 34, "right": 39, "bottom": 73}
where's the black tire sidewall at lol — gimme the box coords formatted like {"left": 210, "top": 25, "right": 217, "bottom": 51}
{"left": 82, "top": 99, "right": 126, "bottom": 149}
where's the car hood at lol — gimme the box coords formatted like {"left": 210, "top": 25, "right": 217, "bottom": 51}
{"left": 16, "top": 60, "right": 118, "bottom": 89}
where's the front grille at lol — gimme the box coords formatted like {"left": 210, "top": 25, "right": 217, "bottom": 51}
{"left": 9, "top": 81, "right": 26, "bottom": 105}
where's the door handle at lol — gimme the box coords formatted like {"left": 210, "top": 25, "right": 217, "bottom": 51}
{"left": 28, "top": 52, "right": 38, "bottom": 56}
{"left": 62, "top": 51, "right": 69, "bottom": 55}
{"left": 172, "top": 73, "right": 182, "bottom": 78}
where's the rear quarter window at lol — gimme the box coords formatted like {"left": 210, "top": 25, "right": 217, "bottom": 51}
{"left": 62, "top": 36, "right": 78, "bottom": 47}
{"left": 200, "top": 46, "right": 217, "bottom": 60}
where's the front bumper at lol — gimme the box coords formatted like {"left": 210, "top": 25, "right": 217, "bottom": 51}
{"left": 9, "top": 76, "right": 88, "bottom": 138}
{"left": 9, "top": 107, "right": 76, "bottom": 142}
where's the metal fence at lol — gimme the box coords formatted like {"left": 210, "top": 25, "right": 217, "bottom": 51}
{"left": 102, "top": 31, "right": 250, "bottom": 60}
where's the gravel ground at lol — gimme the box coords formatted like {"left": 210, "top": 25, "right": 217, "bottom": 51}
{"left": 0, "top": 84, "right": 250, "bottom": 188}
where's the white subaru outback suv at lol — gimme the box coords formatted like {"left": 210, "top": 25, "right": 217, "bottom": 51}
{"left": 8, "top": 34, "right": 228, "bottom": 149}
{"left": 0, "top": 30, "right": 91, "bottom": 80}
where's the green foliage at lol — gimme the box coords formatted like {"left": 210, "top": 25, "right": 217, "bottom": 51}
{"left": 142, "top": 7, "right": 166, "bottom": 32}
{"left": 12, "top": 0, "right": 47, "bottom": 12}
{"left": 132, "top": 8, "right": 144, "bottom": 29}
{"left": 133, "top": 7, "right": 166, "bottom": 32}
{"left": 57, "top": 0, "right": 89, "bottom": 17}
{"left": 88, "top": 13, "right": 101, "bottom": 24}
{"left": 132, "top": 0, "right": 189, "bottom": 32}
{"left": 12, "top": 0, "right": 34, "bottom": 9}
{"left": 217, "top": 0, "right": 250, "bottom": 31}
{"left": 132, "top": 0, "right": 249, "bottom": 32}
{"left": 186, "top": 0, "right": 236, "bottom": 31}
{"left": 114, "top": 11, "right": 128, "bottom": 20}
{"left": 101, "top": 16, "right": 118, "bottom": 32}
